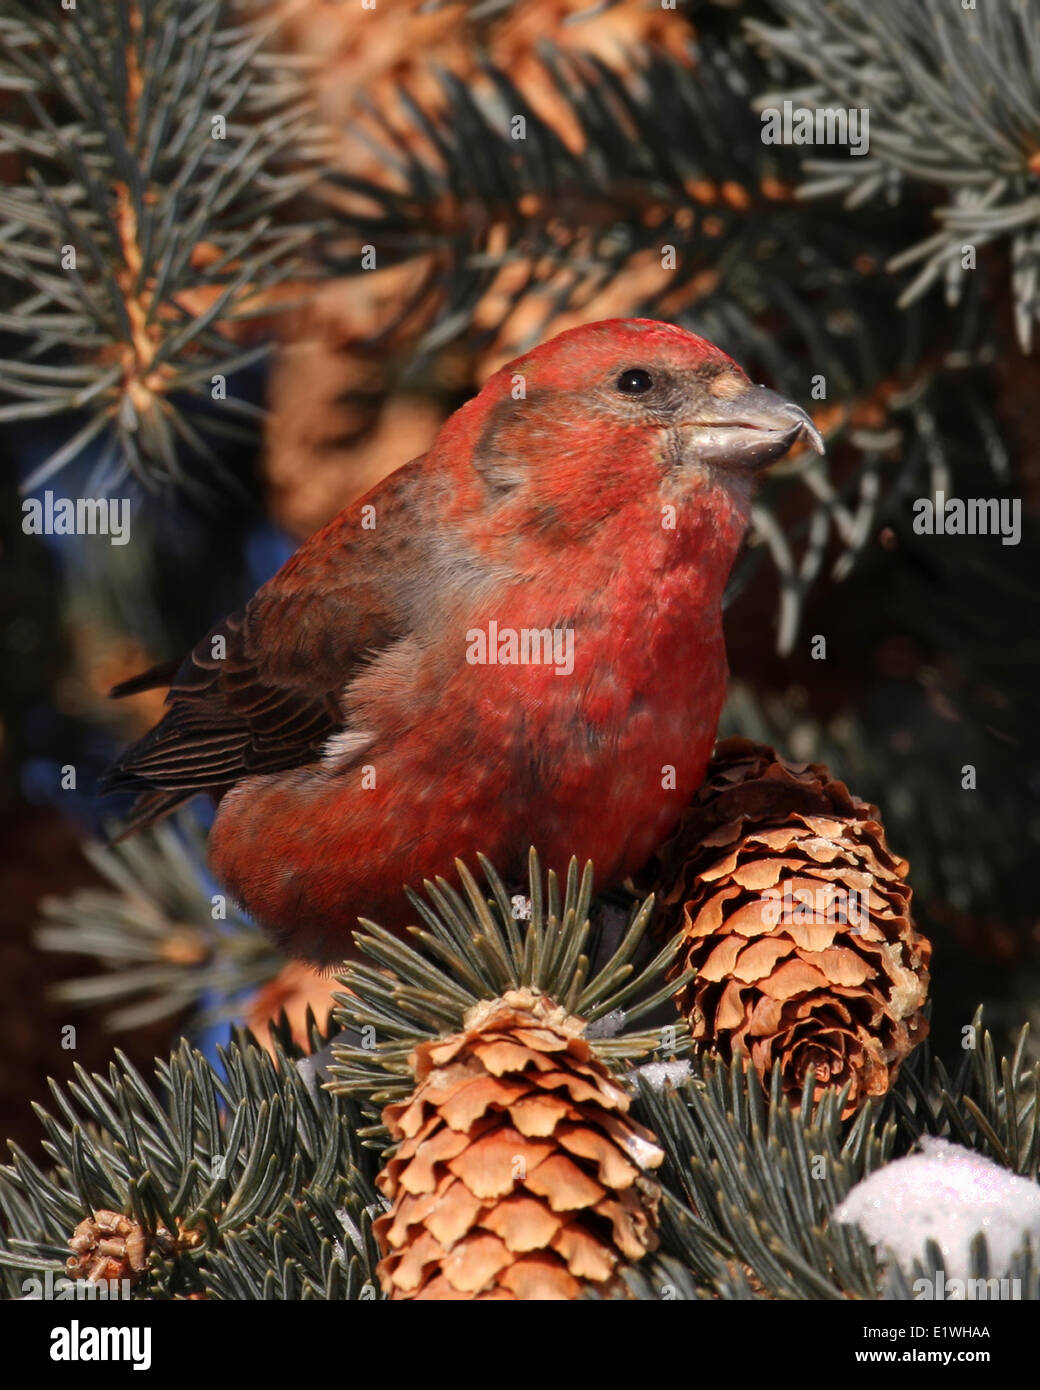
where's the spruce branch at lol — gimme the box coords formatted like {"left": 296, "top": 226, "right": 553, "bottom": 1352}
{"left": 747, "top": 0, "right": 1040, "bottom": 349}
{"left": 35, "top": 815, "right": 283, "bottom": 1033}
{"left": 0, "top": 1024, "right": 380, "bottom": 1299}
{"left": 319, "top": 38, "right": 802, "bottom": 354}
{"left": 623, "top": 1015, "right": 1040, "bottom": 1300}
{"left": 201, "top": 1181, "right": 383, "bottom": 1300}
{"left": 327, "top": 849, "right": 691, "bottom": 1115}
{"left": 0, "top": 0, "right": 328, "bottom": 499}
{"left": 319, "top": 30, "right": 957, "bottom": 381}
{"left": 6, "top": 885, "right": 1039, "bottom": 1299}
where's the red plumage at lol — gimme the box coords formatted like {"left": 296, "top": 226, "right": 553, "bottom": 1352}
{"left": 103, "top": 319, "right": 822, "bottom": 963}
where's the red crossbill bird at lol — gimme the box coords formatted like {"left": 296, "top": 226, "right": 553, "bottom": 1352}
{"left": 102, "top": 318, "right": 822, "bottom": 964}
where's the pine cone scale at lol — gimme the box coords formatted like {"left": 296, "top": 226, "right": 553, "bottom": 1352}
{"left": 374, "top": 989, "right": 663, "bottom": 1298}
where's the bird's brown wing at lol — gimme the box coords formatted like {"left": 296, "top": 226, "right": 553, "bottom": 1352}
{"left": 100, "top": 458, "right": 434, "bottom": 833}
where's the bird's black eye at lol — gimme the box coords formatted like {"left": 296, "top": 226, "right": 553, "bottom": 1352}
{"left": 616, "top": 368, "right": 654, "bottom": 395}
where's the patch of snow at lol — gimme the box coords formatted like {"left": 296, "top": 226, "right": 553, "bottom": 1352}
{"left": 833, "top": 1137, "right": 1040, "bottom": 1283}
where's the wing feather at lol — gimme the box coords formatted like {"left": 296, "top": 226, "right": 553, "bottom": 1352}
{"left": 100, "top": 459, "right": 435, "bottom": 830}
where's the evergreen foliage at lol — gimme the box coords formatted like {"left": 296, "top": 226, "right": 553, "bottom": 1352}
{"left": 4, "top": 856, "right": 1038, "bottom": 1300}
{"left": 3, "top": 0, "right": 1038, "bottom": 1306}
{"left": 0, "top": 0, "right": 323, "bottom": 496}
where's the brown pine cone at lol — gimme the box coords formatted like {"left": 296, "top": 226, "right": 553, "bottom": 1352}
{"left": 647, "top": 738, "right": 931, "bottom": 1115}
{"left": 374, "top": 988, "right": 663, "bottom": 1299}
{"left": 66, "top": 1210, "right": 181, "bottom": 1288}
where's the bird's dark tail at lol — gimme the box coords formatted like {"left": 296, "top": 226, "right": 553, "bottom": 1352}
{"left": 101, "top": 657, "right": 196, "bottom": 842}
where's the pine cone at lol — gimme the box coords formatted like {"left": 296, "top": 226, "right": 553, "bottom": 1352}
{"left": 648, "top": 738, "right": 931, "bottom": 1114}
{"left": 66, "top": 1210, "right": 178, "bottom": 1287}
{"left": 374, "top": 988, "right": 663, "bottom": 1299}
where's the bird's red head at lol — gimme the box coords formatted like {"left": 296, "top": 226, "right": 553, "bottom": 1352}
{"left": 437, "top": 318, "right": 822, "bottom": 538}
